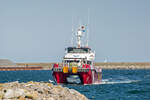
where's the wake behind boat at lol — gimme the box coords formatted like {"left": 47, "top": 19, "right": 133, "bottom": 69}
{"left": 52, "top": 24, "right": 102, "bottom": 85}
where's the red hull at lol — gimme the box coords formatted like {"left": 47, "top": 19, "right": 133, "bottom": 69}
{"left": 52, "top": 64, "right": 102, "bottom": 85}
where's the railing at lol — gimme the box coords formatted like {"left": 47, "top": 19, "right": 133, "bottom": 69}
{"left": 53, "top": 63, "right": 92, "bottom": 73}
{"left": 53, "top": 63, "right": 91, "bottom": 68}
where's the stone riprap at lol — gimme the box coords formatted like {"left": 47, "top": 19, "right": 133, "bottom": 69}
{"left": 0, "top": 81, "right": 88, "bottom": 100}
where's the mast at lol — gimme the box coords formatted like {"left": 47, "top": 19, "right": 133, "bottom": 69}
{"left": 77, "top": 27, "right": 82, "bottom": 48}
{"left": 77, "top": 25, "right": 85, "bottom": 48}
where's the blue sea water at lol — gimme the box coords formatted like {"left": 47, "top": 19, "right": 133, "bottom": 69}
{"left": 0, "top": 69, "right": 150, "bottom": 100}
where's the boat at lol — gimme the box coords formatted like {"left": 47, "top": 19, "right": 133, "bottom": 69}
{"left": 0, "top": 65, "right": 42, "bottom": 71}
{"left": 52, "top": 24, "right": 102, "bottom": 85}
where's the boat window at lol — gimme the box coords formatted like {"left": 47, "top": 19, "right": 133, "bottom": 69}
{"left": 83, "top": 61, "right": 92, "bottom": 65}
{"left": 87, "top": 61, "right": 92, "bottom": 65}
{"left": 67, "top": 48, "right": 90, "bottom": 53}
{"left": 65, "top": 60, "right": 80, "bottom": 63}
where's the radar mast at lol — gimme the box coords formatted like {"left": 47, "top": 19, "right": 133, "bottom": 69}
{"left": 77, "top": 25, "right": 86, "bottom": 48}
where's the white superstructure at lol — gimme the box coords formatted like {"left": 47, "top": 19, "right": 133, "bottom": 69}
{"left": 63, "top": 25, "right": 95, "bottom": 67}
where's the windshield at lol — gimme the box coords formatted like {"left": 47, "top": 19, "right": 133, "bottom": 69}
{"left": 65, "top": 60, "right": 80, "bottom": 63}
{"left": 64, "top": 60, "right": 92, "bottom": 65}
{"left": 67, "top": 48, "right": 90, "bottom": 53}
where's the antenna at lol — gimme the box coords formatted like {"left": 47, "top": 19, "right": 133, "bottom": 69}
{"left": 86, "top": 8, "right": 90, "bottom": 47}
{"left": 71, "top": 16, "right": 74, "bottom": 46}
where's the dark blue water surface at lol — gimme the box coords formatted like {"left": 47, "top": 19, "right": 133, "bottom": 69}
{"left": 0, "top": 69, "right": 150, "bottom": 100}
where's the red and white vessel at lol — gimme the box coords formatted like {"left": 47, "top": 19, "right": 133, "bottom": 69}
{"left": 52, "top": 24, "right": 102, "bottom": 85}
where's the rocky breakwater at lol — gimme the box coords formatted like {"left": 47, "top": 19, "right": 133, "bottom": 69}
{"left": 0, "top": 81, "right": 88, "bottom": 100}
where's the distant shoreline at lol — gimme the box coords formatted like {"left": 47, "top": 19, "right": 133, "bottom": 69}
{"left": 1, "top": 62, "right": 150, "bottom": 71}
{"left": 94, "top": 62, "right": 150, "bottom": 69}
{"left": 15, "top": 62, "right": 150, "bottom": 70}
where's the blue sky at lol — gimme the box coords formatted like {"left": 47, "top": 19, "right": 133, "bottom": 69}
{"left": 0, "top": 0, "right": 150, "bottom": 62}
